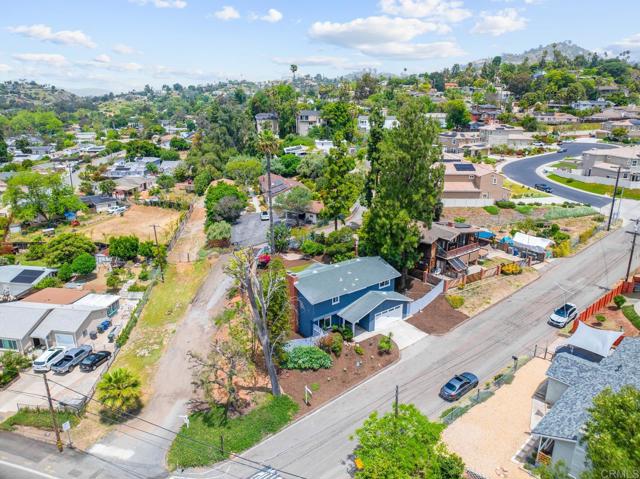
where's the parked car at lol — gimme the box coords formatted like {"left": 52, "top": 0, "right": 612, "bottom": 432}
{"left": 107, "top": 325, "right": 121, "bottom": 342}
{"left": 33, "top": 347, "right": 66, "bottom": 372}
{"left": 534, "top": 183, "right": 552, "bottom": 193}
{"left": 558, "top": 148, "right": 568, "bottom": 153}
{"left": 260, "top": 210, "right": 270, "bottom": 221}
{"left": 548, "top": 303, "right": 578, "bottom": 328}
{"left": 97, "top": 319, "right": 112, "bottom": 333}
{"left": 79, "top": 350, "right": 112, "bottom": 372}
{"left": 439, "top": 372, "right": 479, "bottom": 401}
{"left": 51, "top": 345, "right": 93, "bottom": 374}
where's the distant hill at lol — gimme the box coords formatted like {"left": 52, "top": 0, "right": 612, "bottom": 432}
{"left": 475, "top": 41, "right": 593, "bottom": 65}
{"left": 0, "top": 80, "right": 96, "bottom": 113}
{"left": 67, "top": 87, "right": 113, "bottom": 97}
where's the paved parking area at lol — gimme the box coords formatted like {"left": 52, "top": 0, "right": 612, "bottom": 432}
{"left": 0, "top": 298, "right": 138, "bottom": 420}
{"left": 232, "top": 210, "right": 279, "bottom": 247}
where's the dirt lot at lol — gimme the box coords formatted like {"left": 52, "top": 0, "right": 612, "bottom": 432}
{"left": 76, "top": 205, "right": 182, "bottom": 243}
{"left": 456, "top": 267, "right": 540, "bottom": 317}
{"left": 279, "top": 336, "right": 399, "bottom": 417}
{"left": 443, "top": 358, "right": 550, "bottom": 479}
{"left": 168, "top": 199, "right": 205, "bottom": 264}
{"left": 407, "top": 295, "right": 469, "bottom": 335}
{"left": 582, "top": 304, "right": 640, "bottom": 337}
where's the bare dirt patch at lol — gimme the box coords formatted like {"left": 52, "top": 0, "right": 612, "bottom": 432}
{"left": 443, "top": 358, "right": 550, "bottom": 479}
{"left": 279, "top": 337, "right": 399, "bottom": 417}
{"left": 585, "top": 304, "right": 639, "bottom": 337}
{"left": 76, "top": 205, "right": 182, "bottom": 244}
{"left": 457, "top": 267, "right": 540, "bottom": 317}
{"left": 168, "top": 199, "right": 206, "bottom": 264}
{"left": 407, "top": 295, "right": 469, "bottom": 335}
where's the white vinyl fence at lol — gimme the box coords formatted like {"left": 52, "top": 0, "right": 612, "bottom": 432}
{"left": 408, "top": 280, "right": 444, "bottom": 316}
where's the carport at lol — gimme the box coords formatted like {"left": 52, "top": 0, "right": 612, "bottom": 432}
{"left": 338, "top": 291, "right": 412, "bottom": 334}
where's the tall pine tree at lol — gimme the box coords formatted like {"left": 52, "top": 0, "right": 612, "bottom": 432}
{"left": 364, "top": 106, "right": 384, "bottom": 206}
{"left": 319, "top": 139, "right": 355, "bottom": 231}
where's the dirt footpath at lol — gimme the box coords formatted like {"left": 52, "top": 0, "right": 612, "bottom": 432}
{"left": 168, "top": 198, "right": 206, "bottom": 264}
{"left": 443, "top": 358, "right": 549, "bottom": 479}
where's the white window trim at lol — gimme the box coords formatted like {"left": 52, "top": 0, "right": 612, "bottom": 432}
{"left": 492, "top": 176, "right": 497, "bottom": 185}
{"left": 318, "top": 316, "right": 332, "bottom": 329}
{"left": 331, "top": 296, "right": 340, "bottom": 305}
{"left": 378, "top": 279, "right": 391, "bottom": 289}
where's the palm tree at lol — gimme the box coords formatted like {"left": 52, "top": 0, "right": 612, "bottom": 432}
{"left": 97, "top": 367, "right": 142, "bottom": 414}
{"left": 290, "top": 64, "right": 298, "bottom": 82}
{"left": 258, "top": 130, "right": 281, "bottom": 253}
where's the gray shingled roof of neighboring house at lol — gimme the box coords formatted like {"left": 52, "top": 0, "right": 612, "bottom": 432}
{"left": 0, "top": 304, "right": 50, "bottom": 340}
{"left": 294, "top": 257, "right": 401, "bottom": 305}
{"left": 338, "top": 291, "right": 412, "bottom": 324}
{"left": 533, "top": 338, "right": 640, "bottom": 441}
{"left": 545, "top": 353, "right": 599, "bottom": 386}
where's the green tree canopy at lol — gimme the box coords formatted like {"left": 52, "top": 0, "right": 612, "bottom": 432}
{"left": 319, "top": 142, "right": 357, "bottom": 230}
{"left": 109, "top": 235, "right": 140, "bottom": 261}
{"left": 71, "top": 252, "right": 96, "bottom": 275}
{"left": 445, "top": 99, "right": 471, "bottom": 129}
{"left": 353, "top": 403, "right": 464, "bottom": 479}
{"left": 45, "top": 233, "right": 96, "bottom": 267}
{"left": 4, "top": 172, "right": 86, "bottom": 222}
{"left": 275, "top": 186, "right": 312, "bottom": 224}
{"left": 224, "top": 156, "right": 263, "bottom": 186}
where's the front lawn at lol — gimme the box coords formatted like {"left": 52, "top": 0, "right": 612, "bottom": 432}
{"left": 551, "top": 161, "right": 579, "bottom": 170}
{"left": 166, "top": 394, "right": 298, "bottom": 469}
{"left": 503, "top": 179, "right": 550, "bottom": 199}
{"left": 547, "top": 174, "right": 640, "bottom": 200}
{"left": 1, "top": 408, "right": 80, "bottom": 431}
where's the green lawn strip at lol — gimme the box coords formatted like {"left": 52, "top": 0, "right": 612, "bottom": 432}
{"left": 622, "top": 305, "right": 640, "bottom": 330}
{"left": 547, "top": 174, "right": 640, "bottom": 200}
{"left": 504, "top": 179, "right": 550, "bottom": 199}
{"left": 551, "top": 161, "right": 578, "bottom": 170}
{"left": 515, "top": 205, "right": 534, "bottom": 215}
{"left": 167, "top": 395, "right": 299, "bottom": 469}
{"left": 1, "top": 408, "right": 80, "bottom": 431}
{"left": 113, "top": 259, "right": 210, "bottom": 384}
{"left": 287, "top": 263, "right": 311, "bottom": 273}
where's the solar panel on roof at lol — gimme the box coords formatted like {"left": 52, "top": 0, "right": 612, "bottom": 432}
{"left": 453, "top": 163, "right": 475, "bottom": 172}
{"left": 11, "top": 269, "right": 43, "bottom": 284}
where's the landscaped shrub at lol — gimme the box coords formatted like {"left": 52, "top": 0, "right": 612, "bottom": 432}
{"left": 593, "top": 214, "right": 606, "bottom": 223}
{"left": 501, "top": 263, "right": 522, "bottom": 275}
{"left": 445, "top": 295, "right": 465, "bottom": 309}
{"left": 483, "top": 205, "right": 499, "bottom": 215}
{"left": 300, "top": 239, "right": 324, "bottom": 257}
{"left": 614, "top": 295, "right": 627, "bottom": 309}
{"left": 330, "top": 333, "right": 343, "bottom": 357}
{"left": 378, "top": 333, "right": 393, "bottom": 355}
{"left": 354, "top": 344, "right": 364, "bottom": 355}
{"left": 496, "top": 200, "right": 516, "bottom": 209}
{"left": 282, "top": 346, "right": 332, "bottom": 370}
{"left": 515, "top": 205, "right": 533, "bottom": 215}
{"left": 138, "top": 269, "right": 150, "bottom": 281}
{"left": 317, "top": 334, "right": 333, "bottom": 354}
{"left": 127, "top": 283, "right": 148, "bottom": 293}
{"left": 579, "top": 226, "right": 598, "bottom": 244}
{"left": 596, "top": 314, "right": 606, "bottom": 324}
{"left": 331, "top": 325, "right": 353, "bottom": 342}
{"left": 552, "top": 240, "right": 572, "bottom": 258}
{"left": 206, "top": 221, "right": 232, "bottom": 247}
{"left": 622, "top": 305, "right": 640, "bottom": 330}
{"left": 454, "top": 217, "right": 466, "bottom": 223}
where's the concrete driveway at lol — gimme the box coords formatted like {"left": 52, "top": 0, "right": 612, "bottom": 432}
{"left": 355, "top": 319, "right": 427, "bottom": 350}
{"left": 232, "top": 211, "right": 279, "bottom": 247}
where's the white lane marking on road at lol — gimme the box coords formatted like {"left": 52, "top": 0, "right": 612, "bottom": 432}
{"left": 88, "top": 443, "right": 135, "bottom": 460}
{"left": 0, "top": 460, "right": 62, "bottom": 479}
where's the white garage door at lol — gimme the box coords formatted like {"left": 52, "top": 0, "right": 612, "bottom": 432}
{"left": 54, "top": 333, "right": 76, "bottom": 348}
{"left": 374, "top": 305, "right": 403, "bottom": 330}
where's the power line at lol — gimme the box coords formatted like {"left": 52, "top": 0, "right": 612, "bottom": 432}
{"left": 23, "top": 373, "right": 308, "bottom": 479}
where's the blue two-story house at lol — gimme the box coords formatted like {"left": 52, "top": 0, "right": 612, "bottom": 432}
{"left": 292, "top": 256, "right": 413, "bottom": 337}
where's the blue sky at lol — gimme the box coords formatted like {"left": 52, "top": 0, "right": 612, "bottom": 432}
{"left": 1, "top": 0, "right": 639, "bottom": 92}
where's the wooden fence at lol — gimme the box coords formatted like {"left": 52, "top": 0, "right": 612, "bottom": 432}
{"left": 571, "top": 279, "right": 634, "bottom": 332}
{"left": 427, "top": 257, "right": 531, "bottom": 292}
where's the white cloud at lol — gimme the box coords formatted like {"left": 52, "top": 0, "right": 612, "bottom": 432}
{"left": 113, "top": 43, "right": 138, "bottom": 55}
{"left": 471, "top": 8, "right": 527, "bottom": 36}
{"left": 214, "top": 6, "right": 240, "bottom": 20}
{"left": 0, "top": 64, "right": 12, "bottom": 73}
{"left": 94, "top": 54, "right": 112, "bottom": 64}
{"left": 360, "top": 41, "right": 464, "bottom": 59}
{"left": 606, "top": 33, "right": 640, "bottom": 59}
{"left": 13, "top": 53, "right": 69, "bottom": 67}
{"left": 309, "top": 16, "right": 450, "bottom": 47}
{"left": 379, "top": 0, "right": 471, "bottom": 22}
{"left": 260, "top": 8, "right": 283, "bottom": 23}
{"left": 129, "top": 0, "right": 187, "bottom": 8}
{"left": 8, "top": 24, "right": 96, "bottom": 48}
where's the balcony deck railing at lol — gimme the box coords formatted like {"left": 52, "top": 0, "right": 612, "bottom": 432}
{"left": 437, "top": 242, "right": 480, "bottom": 259}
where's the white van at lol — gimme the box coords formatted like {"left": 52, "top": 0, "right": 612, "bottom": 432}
{"left": 33, "top": 347, "right": 66, "bottom": 372}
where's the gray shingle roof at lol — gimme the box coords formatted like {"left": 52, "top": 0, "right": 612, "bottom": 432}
{"left": 294, "top": 257, "right": 401, "bottom": 305}
{"left": 533, "top": 338, "right": 640, "bottom": 441}
{"left": 546, "top": 353, "right": 599, "bottom": 386}
{"left": 0, "top": 305, "right": 50, "bottom": 340}
{"left": 338, "top": 291, "right": 411, "bottom": 324}
{"left": 30, "top": 308, "right": 93, "bottom": 338}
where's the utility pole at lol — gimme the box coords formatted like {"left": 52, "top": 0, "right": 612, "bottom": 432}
{"left": 626, "top": 218, "right": 640, "bottom": 281}
{"left": 394, "top": 385, "right": 399, "bottom": 418}
{"left": 67, "top": 162, "right": 74, "bottom": 190}
{"left": 43, "top": 374, "right": 63, "bottom": 453}
{"left": 607, "top": 166, "right": 622, "bottom": 231}
{"left": 266, "top": 152, "right": 275, "bottom": 254}
{"left": 150, "top": 224, "right": 164, "bottom": 282}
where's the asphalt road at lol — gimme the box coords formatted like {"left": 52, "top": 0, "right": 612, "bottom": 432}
{"left": 231, "top": 211, "right": 278, "bottom": 247}
{"left": 197, "top": 209, "right": 640, "bottom": 479}
{"left": 502, "top": 142, "right": 617, "bottom": 208}
{"left": 0, "top": 432, "right": 142, "bottom": 479}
